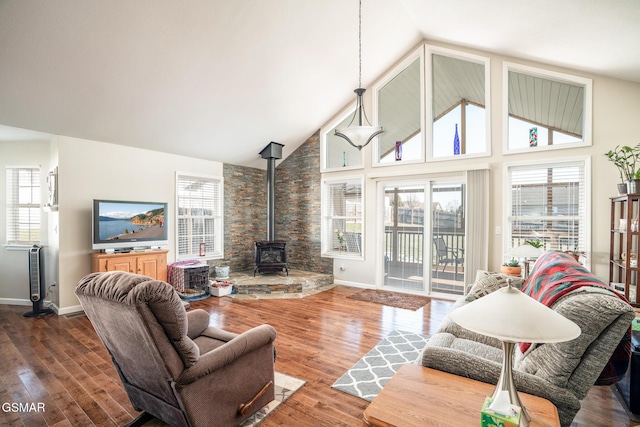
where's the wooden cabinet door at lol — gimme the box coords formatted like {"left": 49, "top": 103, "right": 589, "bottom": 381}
{"left": 105, "top": 256, "right": 136, "bottom": 273}
{"left": 138, "top": 254, "right": 167, "bottom": 280}
{"left": 91, "top": 250, "right": 168, "bottom": 280}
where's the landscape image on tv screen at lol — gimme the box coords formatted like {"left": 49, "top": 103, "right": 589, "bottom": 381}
{"left": 98, "top": 202, "right": 165, "bottom": 241}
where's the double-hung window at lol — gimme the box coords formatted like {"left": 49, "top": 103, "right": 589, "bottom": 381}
{"left": 5, "top": 166, "right": 41, "bottom": 246}
{"left": 176, "top": 173, "right": 223, "bottom": 260}
{"left": 505, "top": 159, "right": 589, "bottom": 265}
{"left": 322, "top": 177, "right": 364, "bottom": 258}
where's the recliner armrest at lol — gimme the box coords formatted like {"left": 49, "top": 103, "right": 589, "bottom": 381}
{"left": 200, "top": 326, "right": 239, "bottom": 343}
{"left": 186, "top": 309, "right": 210, "bottom": 339}
{"left": 177, "top": 324, "right": 277, "bottom": 385}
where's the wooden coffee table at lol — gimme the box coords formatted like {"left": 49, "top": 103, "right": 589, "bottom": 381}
{"left": 363, "top": 364, "right": 560, "bottom": 427}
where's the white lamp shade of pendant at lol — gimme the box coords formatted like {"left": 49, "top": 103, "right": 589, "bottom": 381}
{"left": 334, "top": 125, "right": 384, "bottom": 148}
{"left": 451, "top": 285, "right": 581, "bottom": 343}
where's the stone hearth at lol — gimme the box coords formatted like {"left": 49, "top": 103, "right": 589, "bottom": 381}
{"left": 227, "top": 269, "right": 333, "bottom": 298}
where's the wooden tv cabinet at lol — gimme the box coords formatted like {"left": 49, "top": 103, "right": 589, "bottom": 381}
{"left": 90, "top": 250, "right": 168, "bottom": 281}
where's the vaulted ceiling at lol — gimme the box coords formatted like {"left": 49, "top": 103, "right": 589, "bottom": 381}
{"left": 1, "top": 0, "right": 639, "bottom": 169}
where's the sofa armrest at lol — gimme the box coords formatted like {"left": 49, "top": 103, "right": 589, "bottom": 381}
{"left": 177, "top": 324, "right": 277, "bottom": 385}
{"left": 436, "top": 299, "right": 503, "bottom": 349}
{"left": 518, "top": 292, "right": 634, "bottom": 398}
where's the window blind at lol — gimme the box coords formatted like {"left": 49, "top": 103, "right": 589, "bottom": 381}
{"left": 176, "top": 174, "right": 223, "bottom": 259}
{"left": 6, "top": 167, "right": 41, "bottom": 245}
{"left": 507, "top": 161, "right": 587, "bottom": 255}
{"left": 322, "top": 178, "right": 363, "bottom": 256}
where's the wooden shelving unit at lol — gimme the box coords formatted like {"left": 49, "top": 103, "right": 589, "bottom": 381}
{"left": 610, "top": 194, "right": 640, "bottom": 306}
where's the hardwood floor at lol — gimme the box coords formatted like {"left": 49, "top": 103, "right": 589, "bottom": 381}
{"left": 0, "top": 285, "right": 635, "bottom": 426}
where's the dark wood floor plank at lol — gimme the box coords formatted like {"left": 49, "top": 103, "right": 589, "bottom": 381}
{"left": 0, "top": 285, "right": 635, "bottom": 426}
{"left": 49, "top": 390, "right": 95, "bottom": 426}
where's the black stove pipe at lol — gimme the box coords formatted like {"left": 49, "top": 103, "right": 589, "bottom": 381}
{"left": 259, "top": 142, "right": 284, "bottom": 241}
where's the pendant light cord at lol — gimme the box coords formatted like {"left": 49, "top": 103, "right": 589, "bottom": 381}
{"left": 358, "top": 0, "right": 362, "bottom": 89}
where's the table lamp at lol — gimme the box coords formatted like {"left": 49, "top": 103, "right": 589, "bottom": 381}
{"left": 450, "top": 280, "right": 580, "bottom": 426}
{"left": 504, "top": 244, "right": 544, "bottom": 278}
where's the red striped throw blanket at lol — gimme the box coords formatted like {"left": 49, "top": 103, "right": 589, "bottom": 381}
{"left": 520, "top": 251, "right": 631, "bottom": 385}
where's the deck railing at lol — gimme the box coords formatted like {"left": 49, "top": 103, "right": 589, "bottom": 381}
{"left": 384, "top": 228, "right": 465, "bottom": 266}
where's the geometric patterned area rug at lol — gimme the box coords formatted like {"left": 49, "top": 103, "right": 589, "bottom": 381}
{"left": 331, "top": 330, "right": 430, "bottom": 401}
{"left": 240, "top": 371, "right": 306, "bottom": 427}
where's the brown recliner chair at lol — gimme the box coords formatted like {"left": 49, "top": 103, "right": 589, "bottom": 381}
{"left": 75, "top": 271, "right": 277, "bottom": 427}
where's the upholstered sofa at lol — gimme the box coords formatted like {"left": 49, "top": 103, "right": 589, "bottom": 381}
{"left": 421, "top": 251, "right": 634, "bottom": 427}
{"left": 75, "top": 271, "right": 277, "bottom": 427}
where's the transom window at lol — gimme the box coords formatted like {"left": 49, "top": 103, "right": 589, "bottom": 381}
{"left": 430, "top": 48, "right": 490, "bottom": 159}
{"left": 504, "top": 62, "right": 592, "bottom": 152}
{"left": 375, "top": 55, "right": 423, "bottom": 164}
{"left": 321, "top": 108, "right": 363, "bottom": 171}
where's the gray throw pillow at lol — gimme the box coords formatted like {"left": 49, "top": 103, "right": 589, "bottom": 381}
{"left": 465, "top": 270, "right": 524, "bottom": 302}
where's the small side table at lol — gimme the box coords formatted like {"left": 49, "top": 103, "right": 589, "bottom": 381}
{"left": 363, "top": 364, "right": 560, "bottom": 427}
{"left": 615, "top": 328, "right": 639, "bottom": 415}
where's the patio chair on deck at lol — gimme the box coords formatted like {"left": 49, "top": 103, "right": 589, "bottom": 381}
{"left": 433, "top": 236, "right": 464, "bottom": 275}
{"left": 344, "top": 232, "right": 361, "bottom": 254}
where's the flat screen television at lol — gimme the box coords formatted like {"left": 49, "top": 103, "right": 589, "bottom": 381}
{"left": 92, "top": 199, "right": 168, "bottom": 251}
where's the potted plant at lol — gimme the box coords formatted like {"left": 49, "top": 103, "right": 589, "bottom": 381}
{"left": 525, "top": 239, "right": 544, "bottom": 249}
{"left": 500, "top": 259, "right": 522, "bottom": 276}
{"left": 605, "top": 144, "right": 640, "bottom": 194}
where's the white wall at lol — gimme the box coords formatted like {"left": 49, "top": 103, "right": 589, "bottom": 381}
{"left": 326, "top": 40, "right": 640, "bottom": 289}
{"left": 45, "top": 136, "right": 60, "bottom": 308}
{"left": 54, "top": 136, "right": 223, "bottom": 313}
{"left": 0, "top": 140, "right": 51, "bottom": 304}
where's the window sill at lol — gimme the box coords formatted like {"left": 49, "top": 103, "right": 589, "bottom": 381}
{"left": 177, "top": 254, "right": 222, "bottom": 262}
{"left": 323, "top": 251, "right": 364, "bottom": 261}
{"left": 3, "top": 244, "right": 41, "bottom": 251}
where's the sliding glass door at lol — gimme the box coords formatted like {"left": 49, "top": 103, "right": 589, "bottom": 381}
{"left": 382, "top": 183, "right": 426, "bottom": 292}
{"left": 431, "top": 183, "right": 466, "bottom": 296}
{"left": 380, "top": 179, "right": 466, "bottom": 297}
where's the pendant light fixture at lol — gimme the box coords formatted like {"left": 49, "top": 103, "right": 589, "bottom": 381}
{"left": 334, "top": 0, "right": 384, "bottom": 151}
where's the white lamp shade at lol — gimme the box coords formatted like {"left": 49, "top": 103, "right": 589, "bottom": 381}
{"left": 335, "top": 125, "right": 384, "bottom": 148}
{"left": 504, "top": 244, "right": 544, "bottom": 259}
{"left": 451, "top": 285, "right": 581, "bottom": 343}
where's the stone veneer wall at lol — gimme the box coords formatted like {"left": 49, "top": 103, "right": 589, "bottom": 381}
{"left": 214, "top": 131, "right": 332, "bottom": 275}
{"left": 218, "top": 164, "right": 266, "bottom": 272}
{"left": 274, "top": 131, "right": 332, "bottom": 274}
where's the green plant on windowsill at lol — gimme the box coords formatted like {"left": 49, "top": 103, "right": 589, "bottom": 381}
{"left": 502, "top": 259, "right": 521, "bottom": 267}
{"left": 500, "top": 258, "right": 522, "bottom": 276}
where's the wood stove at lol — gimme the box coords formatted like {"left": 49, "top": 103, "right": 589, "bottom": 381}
{"left": 254, "top": 240, "right": 288, "bottom": 276}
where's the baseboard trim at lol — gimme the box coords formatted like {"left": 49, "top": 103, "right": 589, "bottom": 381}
{"left": 0, "top": 299, "right": 83, "bottom": 315}
{"left": 0, "top": 298, "right": 31, "bottom": 306}
{"left": 333, "top": 280, "right": 372, "bottom": 289}
{"left": 56, "top": 304, "right": 84, "bottom": 316}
